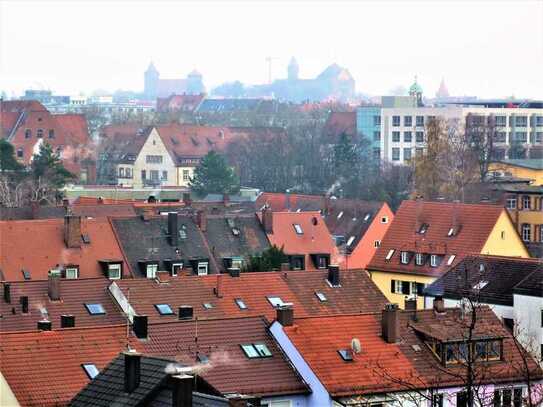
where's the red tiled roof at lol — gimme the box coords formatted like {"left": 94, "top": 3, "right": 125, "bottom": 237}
{"left": 0, "top": 111, "right": 20, "bottom": 138}
{"left": 0, "top": 218, "right": 129, "bottom": 281}
{"left": 0, "top": 100, "right": 47, "bottom": 112}
{"left": 255, "top": 192, "right": 323, "bottom": 212}
{"left": 71, "top": 204, "right": 137, "bottom": 218}
{"left": 282, "top": 307, "right": 543, "bottom": 397}
{"left": 143, "top": 317, "right": 309, "bottom": 397}
{"left": 54, "top": 114, "right": 91, "bottom": 145}
{"left": 0, "top": 325, "right": 139, "bottom": 407}
{"left": 0, "top": 279, "right": 127, "bottom": 332}
{"left": 323, "top": 111, "right": 357, "bottom": 139}
{"left": 367, "top": 200, "right": 505, "bottom": 277}
{"left": 113, "top": 269, "right": 387, "bottom": 324}
{"left": 156, "top": 93, "right": 205, "bottom": 112}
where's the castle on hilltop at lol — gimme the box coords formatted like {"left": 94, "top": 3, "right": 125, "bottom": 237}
{"left": 144, "top": 63, "right": 205, "bottom": 99}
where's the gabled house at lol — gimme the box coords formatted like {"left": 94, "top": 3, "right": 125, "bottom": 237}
{"left": 269, "top": 301, "right": 543, "bottom": 406}
{"left": 424, "top": 254, "right": 543, "bottom": 364}
{"left": 366, "top": 200, "right": 529, "bottom": 308}
{"left": 259, "top": 208, "right": 338, "bottom": 271}
{"left": 112, "top": 212, "right": 215, "bottom": 277}
{"left": 0, "top": 215, "right": 129, "bottom": 282}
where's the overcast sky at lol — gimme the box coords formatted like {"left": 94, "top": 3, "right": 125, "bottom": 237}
{"left": 1, "top": 0, "right": 542, "bottom": 99}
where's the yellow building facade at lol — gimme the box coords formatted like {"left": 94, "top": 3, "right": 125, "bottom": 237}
{"left": 490, "top": 160, "right": 543, "bottom": 186}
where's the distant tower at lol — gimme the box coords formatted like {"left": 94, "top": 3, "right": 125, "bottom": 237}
{"left": 436, "top": 78, "right": 450, "bottom": 99}
{"left": 409, "top": 76, "right": 424, "bottom": 107}
{"left": 186, "top": 70, "right": 205, "bottom": 95}
{"left": 144, "top": 62, "right": 159, "bottom": 100}
{"left": 288, "top": 57, "right": 299, "bottom": 81}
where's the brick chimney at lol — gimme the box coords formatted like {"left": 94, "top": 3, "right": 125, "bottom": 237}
{"left": 262, "top": 207, "right": 273, "bottom": 234}
{"left": 124, "top": 351, "right": 141, "bottom": 393}
{"left": 168, "top": 212, "right": 179, "bottom": 247}
{"left": 48, "top": 269, "right": 61, "bottom": 301}
{"left": 277, "top": 305, "right": 294, "bottom": 326}
{"left": 415, "top": 197, "right": 423, "bottom": 232}
{"left": 196, "top": 210, "right": 207, "bottom": 232}
{"left": 382, "top": 303, "right": 400, "bottom": 343}
{"left": 452, "top": 200, "right": 460, "bottom": 232}
{"left": 37, "top": 320, "right": 52, "bottom": 331}
{"left": 64, "top": 215, "right": 81, "bottom": 248}
{"left": 172, "top": 374, "right": 194, "bottom": 407}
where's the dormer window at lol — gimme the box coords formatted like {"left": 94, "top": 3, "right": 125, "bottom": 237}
{"left": 447, "top": 255, "right": 456, "bottom": 266}
{"left": 146, "top": 263, "right": 158, "bottom": 279}
{"left": 385, "top": 249, "right": 395, "bottom": 261}
{"left": 400, "top": 251, "right": 410, "bottom": 264}
{"left": 82, "top": 363, "right": 100, "bottom": 379}
{"left": 293, "top": 224, "right": 303, "bottom": 235}
{"left": 65, "top": 266, "right": 79, "bottom": 279}
{"left": 426, "top": 337, "right": 502, "bottom": 365}
{"left": 197, "top": 262, "right": 208, "bottom": 276}
{"left": 108, "top": 264, "right": 121, "bottom": 280}
{"left": 418, "top": 223, "right": 429, "bottom": 234}
{"left": 171, "top": 262, "right": 183, "bottom": 276}
{"left": 415, "top": 253, "right": 424, "bottom": 266}
{"left": 430, "top": 255, "right": 440, "bottom": 267}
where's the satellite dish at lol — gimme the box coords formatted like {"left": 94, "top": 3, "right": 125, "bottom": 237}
{"left": 351, "top": 338, "right": 361, "bottom": 354}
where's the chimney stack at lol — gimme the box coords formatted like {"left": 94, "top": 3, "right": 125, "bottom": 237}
{"left": 262, "top": 207, "right": 273, "bottom": 234}
{"left": 182, "top": 193, "right": 192, "bottom": 207}
{"left": 64, "top": 215, "right": 81, "bottom": 248}
{"left": 20, "top": 296, "right": 29, "bottom": 314}
{"left": 48, "top": 269, "right": 61, "bottom": 301}
{"left": 61, "top": 315, "right": 75, "bottom": 328}
{"left": 196, "top": 210, "right": 207, "bottom": 232}
{"left": 327, "top": 264, "right": 340, "bottom": 286}
{"left": 133, "top": 315, "right": 148, "bottom": 339}
{"left": 168, "top": 212, "right": 179, "bottom": 247}
{"left": 382, "top": 303, "right": 400, "bottom": 343}
{"left": 171, "top": 374, "right": 194, "bottom": 407}
{"left": 276, "top": 305, "right": 294, "bottom": 326}
{"left": 178, "top": 306, "right": 193, "bottom": 320}
{"left": 415, "top": 197, "right": 423, "bottom": 232}
{"left": 433, "top": 296, "right": 445, "bottom": 314}
{"left": 3, "top": 283, "right": 11, "bottom": 303}
{"left": 404, "top": 297, "right": 417, "bottom": 312}
{"left": 228, "top": 267, "right": 240, "bottom": 277}
{"left": 214, "top": 273, "right": 223, "bottom": 298}
{"left": 37, "top": 320, "right": 52, "bottom": 331}
{"left": 124, "top": 351, "right": 141, "bottom": 393}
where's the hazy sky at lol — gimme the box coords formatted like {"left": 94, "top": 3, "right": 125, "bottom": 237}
{"left": 1, "top": 0, "right": 542, "bottom": 99}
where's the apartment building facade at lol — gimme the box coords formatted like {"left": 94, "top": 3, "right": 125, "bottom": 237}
{"left": 358, "top": 100, "right": 543, "bottom": 165}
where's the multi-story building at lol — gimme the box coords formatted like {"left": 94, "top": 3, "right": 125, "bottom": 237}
{"left": 358, "top": 96, "right": 543, "bottom": 165}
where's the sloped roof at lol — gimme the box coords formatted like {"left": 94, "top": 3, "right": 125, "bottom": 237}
{"left": 1, "top": 100, "right": 47, "bottom": 112}
{"left": 71, "top": 204, "right": 137, "bottom": 218}
{"left": 0, "top": 217, "right": 129, "bottom": 281}
{"left": 255, "top": 192, "right": 323, "bottom": 212}
{"left": 283, "top": 307, "right": 542, "bottom": 397}
{"left": 112, "top": 269, "right": 387, "bottom": 324}
{"left": 495, "top": 159, "right": 543, "bottom": 170}
{"left": 424, "top": 255, "right": 543, "bottom": 305}
{"left": 156, "top": 93, "right": 205, "bottom": 112}
{"left": 143, "top": 317, "right": 309, "bottom": 397}
{"left": 367, "top": 200, "right": 505, "bottom": 277}
{"left": 54, "top": 114, "right": 91, "bottom": 145}
{"left": 0, "top": 325, "right": 139, "bottom": 407}
{"left": 323, "top": 111, "right": 357, "bottom": 139}
{"left": 0, "top": 278, "right": 127, "bottom": 332}
{"left": 513, "top": 267, "right": 543, "bottom": 298}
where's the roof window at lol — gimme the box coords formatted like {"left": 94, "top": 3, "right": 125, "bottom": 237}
{"left": 381, "top": 216, "right": 388, "bottom": 224}
{"left": 447, "top": 227, "right": 459, "bottom": 237}
{"left": 235, "top": 298, "right": 247, "bottom": 310}
{"left": 82, "top": 363, "right": 100, "bottom": 379}
{"left": 447, "top": 255, "right": 456, "bottom": 266}
{"left": 267, "top": 296, "right": 285, "bottom": 308}
{"left": 22, "top": 269, "right": 31, "bottom": 280}
{"left": 364, "top": 213, "right": 371, "bottom": 222}
{"left": 82, "top": 234, "right": 91, "bottom": 244}
{"left": 347, "top": 236, "right": 356, "bottom": 247}
{"left": 241, "top": 343, "right": 272, "bottom": 358}
{"left": 338, "top": 349, "right": 354, "bottom": 362}
{"left": 197, "top": 354, "right": 209, "bottom": 364}
{"left": 154, "top": 304, "right": 174, "bottom": 315}
{"left": 84, "top": 303, "right": 106, "bottom": 315}
{"left": 418, "top": 223, "right": 429, "bottom": 234}
{"left": 473, "top": 280, "right": 489, "bottom": 290}
{"left": 202, "top": 302, "right": 213, "bottom": 310}
{"left": 385, "top": 249, "right": 395, "bottom": 261}
{"left": 315, "top": 292, "right": 327, "bottom": 302}
{"left": 293, "top": 224, "right": 303, "bottom": 235}
{"left": 337, "top": 211, "right": 344, "bottom": 219}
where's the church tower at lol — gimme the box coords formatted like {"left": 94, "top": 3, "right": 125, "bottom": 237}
{"left": 409, "top": 76, "right": 424, "bottom": 107}
{"left": 144, "top": 62, "right": 159, "bottom": 100}
{"left": 436, "top": 78, "right": 450, "bottom": 99}
{"left": 288, "top": 57, "right": 299, "bottom": 81}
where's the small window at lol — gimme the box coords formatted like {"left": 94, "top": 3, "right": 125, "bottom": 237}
{"left": 48, "top": 129, "right": 55, "bottom": 139}
{"left": 241, "top": 344, "right": 271, "bottom": 358}
{"left": 400, "top": 251, "right": 409, "bottom": 264}
{"left": 447, "top": 227, "right": 455, "bottom": 237}
{"left": 154, "top": 304, "right": 174, "bottom": 315}
{"left": 82, "top": 363, "right": 100, "bottom": 379}
{"left": 337, "top": 211, "right": 344, "bottom": 219}
{"left": 253, "top": 343, "right": 272, "bottom": 357}
{"left": 381, "top": 216, "right": 388, "bottom": 224}
{"left": 171, "top": 262, "right": 183, "bottom": 276}
{"left": 235, "top": 298, "right": 247, "bottom": 310}
{"left": 374, "top": 240, "right": 381, "bottom": 248}
{"left": 197, "top": 354, "right": 209, "bottom": 364}
{"left": 197, "top": 262, "right": 208, "bottom": 276}
{"left": 418, "top": 223, "right": 429, "bottom": 234}
{"left": 430, "top": 255, "right": 439, "bottom": 267}
{"left": 267, "top": 296, "right": 285, "bottom": 308}
{"left": 315, "top": 292, "right": 327, "bottom": 302}
{"left": 24, "top": 129, "right": 32, "bottom": 139}
{"left": 17, "top": 148, "right": 23, "bottom": 158}
{"left": 415, "top": 253, "right": 424, "bottom": 266}
{"left": 37, "top": 129, "right": 43, "bottom": 138}
{"left": 65, "top": 267, "right": 78, "bottom": 279}
{"left": 347, "top": 236, "right": 355, "bottom": 246}
{"left": 202, "top": 302, "right": 213, "bottom": 310}
{"left": 363, "top": 213, "right": 371, "bottom": 222}
{"left": 108, "top": 264, "right": 121, "bottom": 280}
{"left": 146, "top": 263, "right": 158, "bottom": 279}
{"left": 385, "top": 249, "right": 395, "bottom": 260}
{"left": 22, "top": 269, "right": 31, "bottom": 280}
{"left": 473, "top": 280, "right": 489, "bottom": 290}
{"left": 447, "top": 255, "right": 456, "bottom": 266}
{"left": 293, "top": 224, "right": 303, "bottom": 235}
{"left": 85, "top": 303, "right": 106, "bottom": 315}
{"left": 338, "top": 349, "right": 353, "bottom": 362}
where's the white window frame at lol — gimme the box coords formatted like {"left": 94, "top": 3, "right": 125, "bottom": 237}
{"left": 267, "top": 296, "right": 285, "bottom": 308}
{"left": 146, "top": 263, "right": 158, "bottom": 279}
{"left": 171, "top": 262, "right": 183, "bottom": 276}
{"left": 415, "top": 253, "right": 424, "bottom": 265}
{"left": 447, "top": 254, "right": 456, "bottom": 266}
{"left": 197, "top": 262, "right": 208, "bottom": 276}
{"left": 65, "top": 267, "right": 79, "bottom": 279}
{"left": 506, "top": 197, "right": 517, "bottom": 210}
{"left": 293, "top": 224, "right": 303, "bottom": 234}
{"left": 522, "top": 196, "right": 531, "bottom": 210}
{"left": 374, "top": 240, "right": 381, "bottom": 248}
{"left": 108, "top": 264, "right": 121, "bottom": 280}
{"left": 400, "top": 251, "right": 409, "bottom": 264}
{"left": 385, "top": 249, "right": 395, "bottom": 260}
{"left": 347, "top": 236, "right": 355, "bottom": 247}
{"left": 381, "top": 216, "right": 388, "bottom": 224}
{"left": 522, "top": 224, "right": 531, "bottom": 242}
{"left": 430, "top": 255, "right": 438, "bottom": 267}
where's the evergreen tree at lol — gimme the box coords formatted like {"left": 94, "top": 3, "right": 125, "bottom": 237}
{"left": 0, "top": 140, "right": 23, "bottom": 172}
{"left": 31, "top": 143, "right": 75, "bottom": 188}
{"left": 189, "top": 151, "right": 240, "bottom": 196}
{"left": 244, "top": 245, "right": 288, "bottom": 272}
{"left": 332, "top": 132, "right": 361, "bottom": 197}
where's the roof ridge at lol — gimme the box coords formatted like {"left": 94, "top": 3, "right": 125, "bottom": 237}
{"left": 0, "top": 323, "right": 127, "bottom": 336}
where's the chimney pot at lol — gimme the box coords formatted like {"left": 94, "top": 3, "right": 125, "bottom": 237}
{"left": 178, "top": 306, "right": 193, "bottom": 320}
{"left": 327, "top": 264, "right": 340, "bottom": 286}
{"left": 168, "top": 212, "right": 179, "bottom": 247}
{"left": 171, "top": 374, "right": 194, "bottom": 407}
{"left": 60, "top": 314, "right": 75, "bottom": 328}
{"left": 404, "top": 297, "right": 417, "bottom": 312}
{"left": 38, "top": 320, "right": 52, "bottom": 331}
{"left": 48, "top": 269, "right": 61, "bottom": 301}
{"left": 133, "top": 315, "right": 148, "bottom": 339}
{"left": 64, "top": 215, "right": 82, "bottom": 248}
{"left": 382, "top": 303, "right": 400, "bottom": 343}
{"left": 262, "top": 207, "right": 273, "bottom": 234}
{"left": 124, "top": 351, "right": 141, "bottom": 393}
{"left": 3, "top": 283, "right": 11, "bottom": 303}
{"left": 20, "top": 296, "right": 29, "bottom": 314}
{"left": 276, "top": 305, "right": 294, "bottom": 326}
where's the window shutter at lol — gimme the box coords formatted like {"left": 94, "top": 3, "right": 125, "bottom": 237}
{"left": 391, "top": 280, "right": 396, "bottom": 294}
{"left": 402, "top": 281, "right": 410, "bottom": 295}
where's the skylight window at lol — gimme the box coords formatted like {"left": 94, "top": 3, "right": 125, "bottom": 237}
{"left": 473, "top": 280, "right": 489, "bottom": 290}
{"left": 267, "top": 296, "right": 285, "bottom": 308}
{"left": 337, "top": 211, "right": 344, "bottom": 219}
{"left": 338, "top": 349, "right": 353, "bottom": 362}
{"left": 22, "top": 269, "right": 31, "bottom": 280}
{"left": 202, "top": 303, "right": 213, "bottom": 310}
{"left": 418, "top": 223, "right": 429, "bottom": 234}
{"left": 154, "top": 304, "right": 174, "bottom": 315}
{"left": 197, "top": 353, "right": 209, "bottom": 364}
{"left": 82, "top": 363, "right": 100, "bottom": 379}
{"left": 293, "top": 224, "right": 303, "bottom": 235}
{"left": 364, "top": 213, "right": 371, "bottom": 222}
{"left": 235, "top": 298, "right": 247, "bottom": 310}
{"left": 315, "top": 292, "right": 327, "bottom": 302}
{"left": 447, "top": 227, "right": 455, "bottom": 237}
{"left": 347, "top": 236, "right": 355, "bottom": 246}
{"left": 385, "top": 249, "right": 395, "bottom": 261}
{"left": 447, "top": 255, "right": 456, "bottom": 266}
{"left": 84, "top": 303, "right": 105, "bottom": 315}
{"left": 241, "top": 343, "right": 272, "bottom": 358}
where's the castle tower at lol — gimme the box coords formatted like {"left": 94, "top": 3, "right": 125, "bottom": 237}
{"left": 288, "top": 57, "right": 299, "bottom": 81}
{"left": 409, "top": 76, "right": 424, "bottom": 107}
{"left": 186, "top": 70, "right": 205, "bottom": 95}
{"left": 436, "top": 77, "right": 450, "bottom": 99}
{"left": 144, "top": 62, "right": 159, "bottom": 100}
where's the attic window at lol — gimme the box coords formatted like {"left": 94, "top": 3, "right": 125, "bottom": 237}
{"left": 197, "top": 354, "right": 209, "bottom": 364}
{"left": 202, "top": 302, "right": 213, "bottom": 310}
{"left": 154, "top": 304, "right": 174, "bottom": 315}
{"left": 85, "top": 303, "right": 106, "bottom": 315}
{"left": 347, "top": 236, "right": 355, "bottom": 246}
{"left": 385, "top": 249, "right": 395, "bottom": 261}
{"left": 241, "top": 343, "right": 272, "bottom": 358}
{"left": 22, "top": 269, "right": 31, "bottom": 280}
{"left": 65, "top": 267, "right": 79, "bottom": 279}
{"left": 338, "top": 349, "right": 354, "bottom": 362}
{"left": 447, "top": 255, "right": 456, "bottom": 266}
{"left": 418, "top": 223, "right": 429, "bottom": 234}
{"left": 337, "top": 211, "right": 344, "bottom": 219}
{"left": 415, "top": 253, "right": 424, "bottom": 266}
{"left": 293, "top": 224, "right": 303, "bottom": 235}
{"left": 82, "top": 363, "right": 100, "bottom": 379}
{"left": 267, "top": 296, "right": 285, "bottom": 308}
{"left": 381, "top": 216, "right": 388, "bottom": 224}
{"left": 430, "top": 255, "right": 440, "bottom": 267}
{"left": 473, "top": 281, "right": 489, "bottom": 290}
{"left": 315, "top": 292, "right": 327, "bottom": 302}
{"left": 235, "top": 298, "right": 247, "bottom": 310}
{"left": 364, "top": 213, "right": 371, "bottom": 222}
{"left": 400, "top": 251, "right": 410, "bottom": 264}
{"left": 447, "top": 227, "right": 458, "bottom": 237}
{"left": 108, "top": 264, "right": 121, "bottom": 280}
{"left": 81, "top": 234, "right": 91, "bottom": 244}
